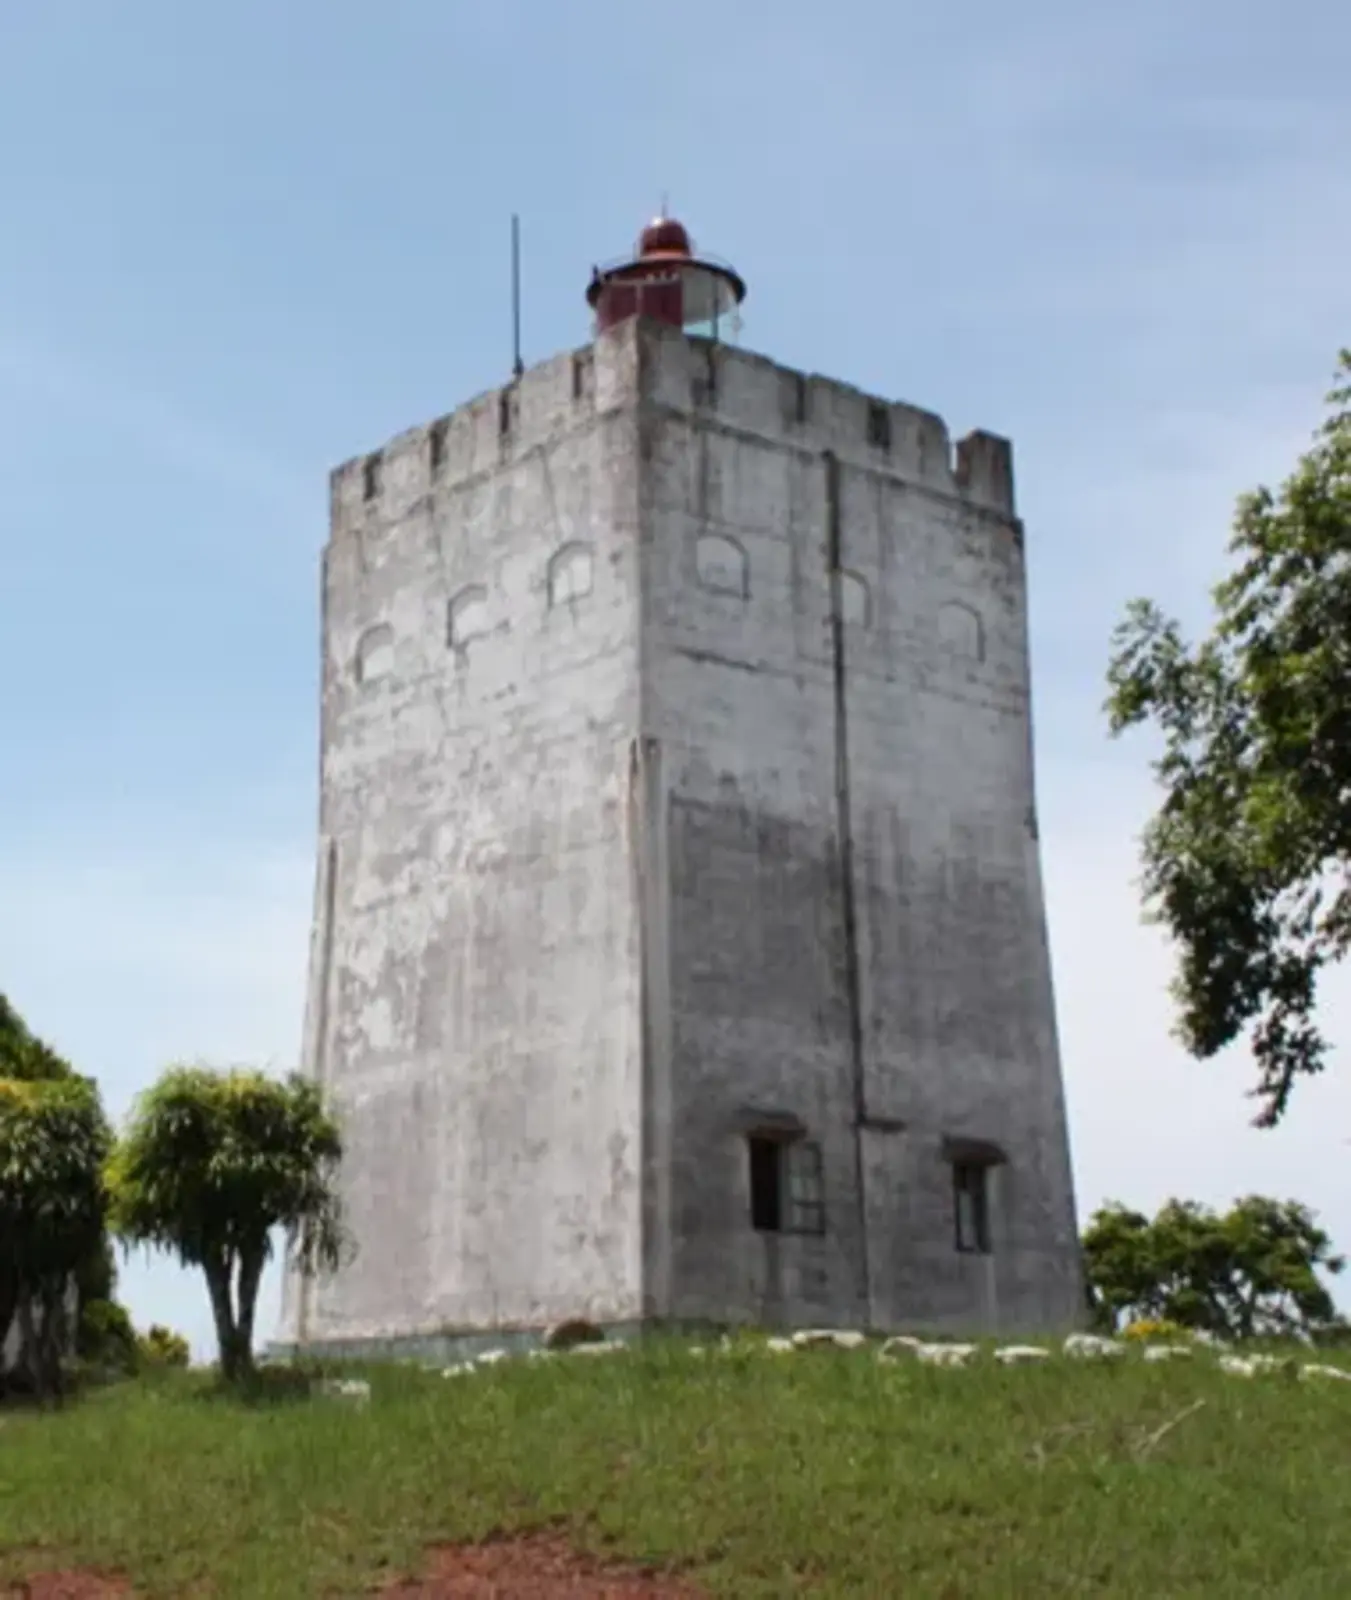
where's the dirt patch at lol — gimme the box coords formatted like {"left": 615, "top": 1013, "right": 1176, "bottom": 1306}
{"left": 5, "top": 1571, "right": 133, "bottom": 1599}
{"left": 379, "top": 1531, "right": 709, "bottom": 1597}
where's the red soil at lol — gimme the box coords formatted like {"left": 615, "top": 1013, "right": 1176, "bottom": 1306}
{"left": 378, "top": 1531, "right": 710, "bottom": 1598}
{"left": 5, "top": 1572, "right": 132, "bottom": 1599}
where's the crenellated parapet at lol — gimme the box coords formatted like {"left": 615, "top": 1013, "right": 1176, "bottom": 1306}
{"left": 327, "top": 319, "right": 1017, "bottom": 536}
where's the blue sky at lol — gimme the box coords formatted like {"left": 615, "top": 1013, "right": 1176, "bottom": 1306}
{"left": 2, "top": 0, "right": 1348, "bottom": 1358}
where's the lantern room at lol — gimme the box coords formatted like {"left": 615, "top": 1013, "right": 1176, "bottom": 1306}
{"left": 587, "top": 213, "right": 746, "bottom": 341}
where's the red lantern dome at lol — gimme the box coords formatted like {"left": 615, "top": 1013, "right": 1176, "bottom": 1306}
{"left": 636, "top": 215, "right": 693, "bottom": 258}
{"left": 587, "top": 212, "right": 745, "bottom": 339}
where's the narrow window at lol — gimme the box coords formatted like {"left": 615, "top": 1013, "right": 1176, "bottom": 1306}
{"left": 429, "top": 420, "right": 447, "bottom": 473}
{"left": 867, "top": 403, "right": 891, "bottom": 451}
{"left": 498, "top": 389, "right": 513, "bottom": 437}
{"left": 748, "top": 1136, "right": 825, "bottom": 1236}
{"left": 953, "top": 1162, "right": 991, "bottom": 1255}
{"left": 794, "top": 372, "right": 808, "bottom": 424}
{"left": 362, "top": 453, "right": 381, "bottom": 502}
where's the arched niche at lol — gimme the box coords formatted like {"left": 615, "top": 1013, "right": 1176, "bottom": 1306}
{"left": 695, "top": 533, "right": 748, "bottom": 598}
{"left": 447, "top": 585, "right": 489, "bottom": 649}
{"left": 355, "top": 623, "right": 394, "bottom": 685}
{"left": 839, "top": 569, "right": 871, "bottom": 628}
{"left": 547, "top": 542, "right": 594, "bottom": 607}
{"left": 937, "top": 600, "right": 983, "bottom": 661}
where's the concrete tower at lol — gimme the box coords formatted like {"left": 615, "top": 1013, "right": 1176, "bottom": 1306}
{"left": 277, "top": 216, "right": 1083, "bottom": 1361}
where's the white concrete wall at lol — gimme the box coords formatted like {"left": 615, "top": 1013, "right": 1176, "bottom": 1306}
{"left": 636, "top": 324, "right": 1082, "bottom": 1334}
{"left": 286, "top": 333, "right": 648, "bottom": 1344}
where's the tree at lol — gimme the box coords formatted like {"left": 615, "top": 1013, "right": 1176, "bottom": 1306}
{"left": 1083, "top": 1196, "right": 1346, "bottom": 1342}
{"left": 1105, "top": 351, "right": 1351, "bottom": 1125}
{"left": 1079, "top": 1203, "right": 1158, "bottom": 1334}
{"left": 0, "top": 993, "right": 79, "bottom": 1085}
{"left": 0, "top": 991, "right": 118, "bottom": 1399}
{"left": 107, "top": 1066, "right": 347, "bottom": 1382}
{"left": 0, "top": 1076, "right": 111, "bottom": 1398}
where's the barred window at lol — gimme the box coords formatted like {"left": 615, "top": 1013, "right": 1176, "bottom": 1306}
{"left": 953, "top": 1161, "right": 991, "bottom": 1255}
{"left": 786, "top": 1140, "right": 825, "bottom": 1235}
{"left": 747, "top": 1135, "right": 825, "bottom": 1237}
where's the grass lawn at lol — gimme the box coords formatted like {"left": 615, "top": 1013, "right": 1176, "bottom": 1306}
{"left": 1, "top": 1337, "right": 1349, "bottom": 1597}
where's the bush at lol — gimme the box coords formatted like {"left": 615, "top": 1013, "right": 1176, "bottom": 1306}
{"left": 1311, "top": 1320, "right": 1351, "bottom": 1350}
{"left": 76, "top": 1298, "right": 139, "bottom": 1377}
{"left": 1121, "top": 1318, "right": 1188, "bottom": 1343}
{"left": 137, "top": 1324, "right": 190, "bottom": 1369}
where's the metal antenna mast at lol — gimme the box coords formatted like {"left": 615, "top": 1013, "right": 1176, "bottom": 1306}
{"left": 511, "top": 214, "right": 524, "bottom": 379}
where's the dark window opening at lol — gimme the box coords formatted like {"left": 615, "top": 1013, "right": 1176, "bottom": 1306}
{"left": 748, "top": 1137, "right": 781, "bottom": 1232}
{"left": 362, "top": 454, "right": 381, "bottom": 501}
{"left": 867, "top": 403, "right": 891, "bottom": 451}
{"left": 429, "top": 420, "right": 447, "bottom": 473}
{"left": 953, "top": 1161, "right": 991, "bottom": 1254}
{"left": 793, "top": 372, "right": 808, "bottom": 423}
{"left": 498, "top": 390, "right": 513, "bottom": 437}
{"left": 748, "top": 1135, "right": 825, "bottom": 1236}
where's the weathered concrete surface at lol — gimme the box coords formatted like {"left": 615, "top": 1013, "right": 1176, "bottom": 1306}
{"left": 278, "top": 317, "right": 1083, "bottom": 1353}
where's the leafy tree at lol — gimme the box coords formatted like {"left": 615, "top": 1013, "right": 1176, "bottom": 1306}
{"left": 0, "top": 992, "right": 74, "bottom": 1084}
{"left": 1080, "top": 1204, "right": 1157, "bottom": 1334}
{"left": 107, "top": 1066, "right": 347, "bottom": 1383}
{"left": 0, "top": 1076, "right": 111, "bottom": 1397}
{"left": 1083, "top": 1196, "right": 1346, "bottom": 1342}
{"left": 1105, "top": 352, "right": 1351, "bottom": 1125}
{"left": 0, "top": 990, "right": 122, "bottom": 1396}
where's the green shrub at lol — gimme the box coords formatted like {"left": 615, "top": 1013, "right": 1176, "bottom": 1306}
{"left": 76, "top": 1298, "right": 139, "bottom": 1376}
{"left": 137, "top": 1324, "right": 190, "bottom": 1369}
{"left": 1311, "top": 1320, "right": 1351, "bottom": 1349}
{"left": 1121, "top": 1317, "right": 1188, "bottom": 1343}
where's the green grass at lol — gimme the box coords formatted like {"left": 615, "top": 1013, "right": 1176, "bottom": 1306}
{"left": 2, "top": 1337, "right": 1349, "bottom": 1597}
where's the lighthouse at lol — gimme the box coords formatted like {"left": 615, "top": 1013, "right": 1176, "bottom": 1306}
{"left": 277, "top": 213, "right": 1083, "bottom": 1361}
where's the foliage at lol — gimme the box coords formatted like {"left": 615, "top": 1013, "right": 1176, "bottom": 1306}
{"left": 107, "top": 1065, "right": 347, "bottom": 1382}
{"left": 1105, "top": 351, "right": 1351, "bottom": 1125}
{"left": 1120, "top": 1317, "right": 1188, "bottom": 1343}
{"left": 1, "top": 1343, "right": 1350, "bottom": 1597}
{"left": 0, "top": 1075, "right": 112, "bottom": 1398}
{"left": 0, "top": 992, "right": 121, "bottom": 1400}
{"left": 72, "top": 1303, "right": 190, "bottom": 1383}
{"left": 76, "top": 1298, "right": 139, "bottom": 1377}
{"left": 0, "top": 992, "right": 75, "bottom": 1085}
{"left": 1083, "top": 1195, "right": 1346, "bottom": 1341}
{"left": 72, "top": 1235, "right": 118, "bottom": 1312}
{"left": 138, "top": 1324, "right": 191, "bottom": 1369}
